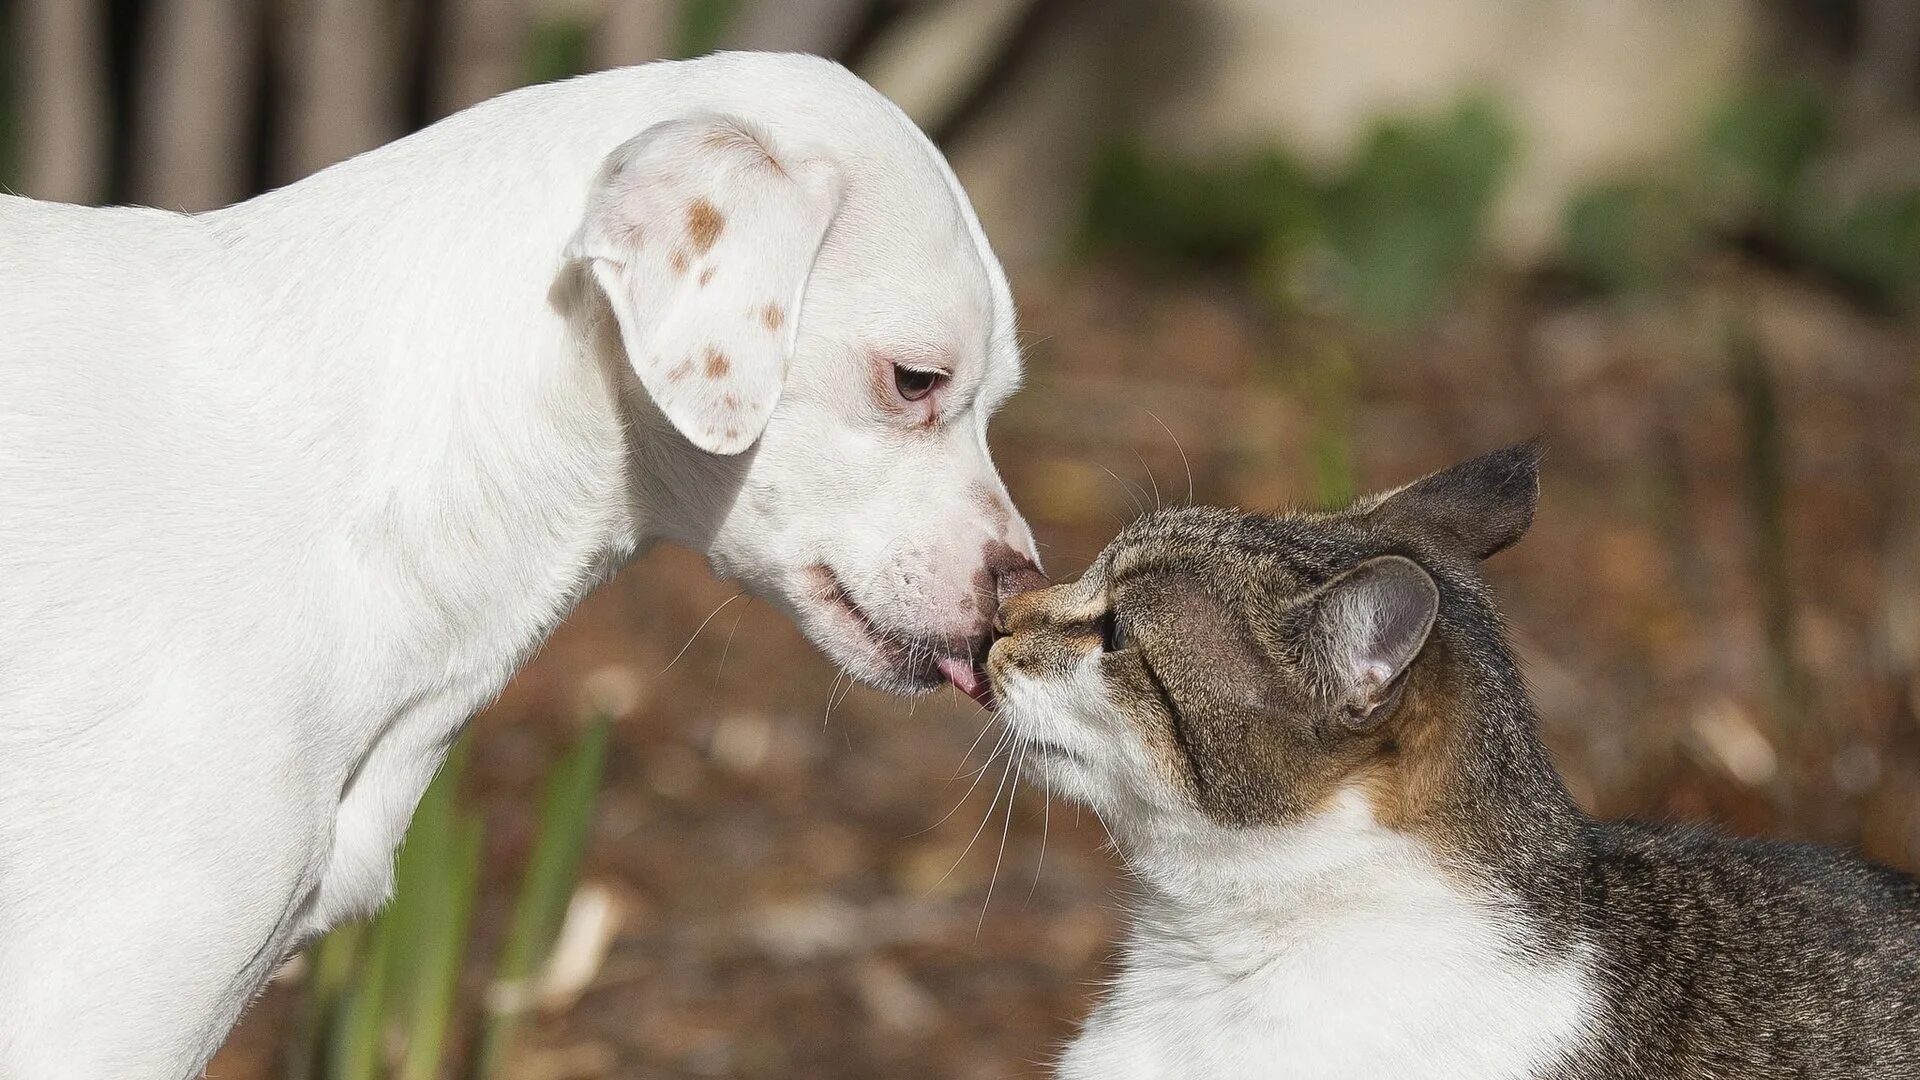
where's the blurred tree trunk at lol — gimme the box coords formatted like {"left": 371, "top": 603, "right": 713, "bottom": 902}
{"left": 725, "top": 0, "right": 871, "bottom": 55}
{"left": 592, "top": 0, "right": 674, "bottom": 69}
{"left": 858, "top": 0, "right": 1034, "bottom": 134}
{"left": 1843, "top": 0, "right": 1919, "bottom": 125}
{"left": 280, "top": 0, "right": 405, "bottom": 182}
{"left": 20, "top": 0, "right": 109, "bottom": 203}
{"left": 440, "top": 0, "right": 528, "bottom": 115}
{"left": 931, "top": 0, "right": 1127, "bottom": 274}
{"left": 134, "top": 0, "right": 260, "bottom": 210}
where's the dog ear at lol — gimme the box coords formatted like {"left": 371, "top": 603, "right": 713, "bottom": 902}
{"left": 569, "top": 115, "right": 842, "bottom": 455}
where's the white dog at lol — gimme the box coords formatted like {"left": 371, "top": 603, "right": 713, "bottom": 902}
{"left": 0, "top": 52, "right": 1038, "bottom": 1078}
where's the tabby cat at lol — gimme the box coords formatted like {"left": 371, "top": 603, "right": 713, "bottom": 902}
{"left": 987, "top": 443, "right": 1920, "bottom": 1079}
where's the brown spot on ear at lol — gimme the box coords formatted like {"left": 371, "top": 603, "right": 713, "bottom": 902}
{"left": 721, "top": 392, "right": 740, "bottom": 410}
{"left": 686, "top": 199, "right": 725, "bottom": 254}
{"left": 669, "top": 249, "right": 689, "bottom": 276}
{"left": 725, "top": 427, "right": 741, "bottom": 443}
{"left": 665, "top": 360, "right": 695, "bottom": 383}
{"left": 704, "top": 348, "right": 731, "bottom": 379}
{"left": 699, "top": 266, "right": 715, "bottom": 287}
{"left": 759, "top": 303, "right": 785, "bottom": 331}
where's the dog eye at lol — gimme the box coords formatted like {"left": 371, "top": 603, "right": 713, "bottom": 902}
{"left": 1100, "top": 611, "right": 1130, "bottom": 651}
{"left": 893, "top": 364, "right": 944, "bottom": 402}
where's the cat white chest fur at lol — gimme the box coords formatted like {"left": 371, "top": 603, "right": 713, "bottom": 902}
{"left": 1063, "top": 791, "right": 1596, "bottom": 1080}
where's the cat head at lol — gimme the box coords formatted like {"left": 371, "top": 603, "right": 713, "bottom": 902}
{"left": 986, "top": 442, "right": 1544, "bottom": 841}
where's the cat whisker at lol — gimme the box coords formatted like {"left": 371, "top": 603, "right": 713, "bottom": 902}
{"left": 951, "top": 711, "right": 1010, "bottom": 780}
{"left": 1025, "top": 763, "right": 1051, "bottom": 910}
{"left": 914, "top": 727, "right": 1015, "bottom": 837}
{"left": 1132, "top": 448, "right": 1162, "bottom": 511}
{"left": 1088, "top": 809, "right": 1134, "bottom": 875}
{"left": 977, "top": 740, "right": 1026, "bottom": 938}
{"left": 956, "top": 727, "right": 1016, "bottom": 782}
{"left": 1097, "top": 464, "right": 1148, "bottom": 518}
{"left": 1143, "top": 408, "right": 1194, "bottom": 506}
{"left": 927, "top": 741, "right": 1019, "bottom": 900}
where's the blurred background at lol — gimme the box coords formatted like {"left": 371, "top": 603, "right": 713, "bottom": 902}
{"left": 6, "top": 0, "right": 1920, "bottom": 1076}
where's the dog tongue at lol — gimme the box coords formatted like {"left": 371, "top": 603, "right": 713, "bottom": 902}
{"left": 937, "top": 655, "right": 995, "bottom": 709}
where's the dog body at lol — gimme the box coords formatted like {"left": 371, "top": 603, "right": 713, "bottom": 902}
{"left": 0, "top": 53, "right": 1034, "bottom": 1078}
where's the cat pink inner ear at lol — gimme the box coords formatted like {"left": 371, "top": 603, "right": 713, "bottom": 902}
{"left": 1316, "top": 555, "right": 1439, "bottom": 714}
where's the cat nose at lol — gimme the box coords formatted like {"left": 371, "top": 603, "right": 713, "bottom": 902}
{"left": 993, "top": 581, "right": 1051, "bottom": 637}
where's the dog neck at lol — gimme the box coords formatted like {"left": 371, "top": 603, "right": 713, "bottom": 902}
{"left": 197, "top": 68, "right": 740, "bottom": 722}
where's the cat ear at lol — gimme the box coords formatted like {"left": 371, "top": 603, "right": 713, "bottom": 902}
{"left": 1365, "top": 440, "right": 1542, "bottom": 560}
{"left": 1302, "top": 555, "right": 1438, "bottom": 727}
{"left": 568, "top": 115, "right": 842, "bottom": 455}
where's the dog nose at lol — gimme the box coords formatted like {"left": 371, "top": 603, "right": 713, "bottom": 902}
{"left": 979, "top": 541, "right": 1046, "bottom": 635}
{"left": 994, "top": 560, "right": 1047, "bottom": 607}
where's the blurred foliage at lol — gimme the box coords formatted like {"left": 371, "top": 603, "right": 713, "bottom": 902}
{"left": 1562, "top": 82, "right": 1920, "bottom": 306}
{"left": 477, "top": 715, "right": 612, "bottom": 1077}
{"left": 524, "top": 15, "right": 596, "bottom": 84}
{"left": 1562, "top": 182, "right": 1705, "bottom": 296}
{"left": 526, "top": 0, "right": 741, "bottom": 85}
{"left": 1081, "top": 145, "right": 1316, "bottom": 270}
{"left": 1729, "top": 325, "right": 1808, "bottom": 734}
{"left": 1794, "top": 189, "right": 1920, "bottom": 303}
{"left": 1302, "top": 343, "right": 1358, "bottom": 505}
{"left": 290, "top": 718, "right": 609, "bottom": 1080}
{"left": 1314, "top": 98, "right": 1515, "bottom": 327}
{"left": 1702, "top": 82, "right": 1831, "bottom": 216}
{"left": 679, "top": 0, "right": 744, "bottom": 58}
{"left": 1085, "top": 79, "right": 1918, "bottom": 315}
{"left": 1083, "top": 97, "right": 1518, "bottom": 329}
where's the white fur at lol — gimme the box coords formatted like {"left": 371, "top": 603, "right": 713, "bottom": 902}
{"left": 996, "top": 661, "right": 1596, "bottom": 1079}
{"left": 0, "top": 53, "right": 1032, "bottom": 1079}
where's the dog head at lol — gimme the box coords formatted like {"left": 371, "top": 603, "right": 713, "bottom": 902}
{"left": 568, "top": 103, "right": 1040, "bottom": 699}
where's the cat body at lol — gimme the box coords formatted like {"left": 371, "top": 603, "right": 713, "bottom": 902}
{"left": 1062, "top": 789, "right": 1595, "bottom": 1080}
{"left": 988, "top": 445, "right": 1920, "bottom": 1079}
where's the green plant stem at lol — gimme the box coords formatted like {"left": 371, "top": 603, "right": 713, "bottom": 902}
{"left": 476, "top": 715, "right": 612, "bottom": 1079}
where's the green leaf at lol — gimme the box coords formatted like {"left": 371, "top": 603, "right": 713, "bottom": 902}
{"left": 1561, "top": 181, "right": 1701, "bottom": 295}
{"left": 396, "top": 814, "right": 484, "bottom": 1080}
{"left": 678, "top": 0, "right": 741, "bottom": 57}
{"left": 286, "top": 921, "right": 366, "bottom": 1080}
{"left": 1081, "top": 142, "right": 1319, "bottom": 270}
{"left": 524, "top": 14, "right": 594, "bottom": 85}
{"left": 327, "top": 921, "right": 392, "bottom": 1080}
{"left": 1793, "top": 189, "right": 1920, "bottom": 306}
{"left": 476, "top": 715, "right": 613, "bottom": 1078}
{"left": 1702, "top": 83, "right": 1831, "bottom": 216}
{"left": 1320, "top": 96, "right": 1516, "bottom": 327}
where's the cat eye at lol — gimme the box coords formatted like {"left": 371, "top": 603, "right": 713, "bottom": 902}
{"left": 1100, "top": 610, "right": 1130, "bottom": 652}
{"left": 893, "top": 364, "right": 944, "bottom": 402}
